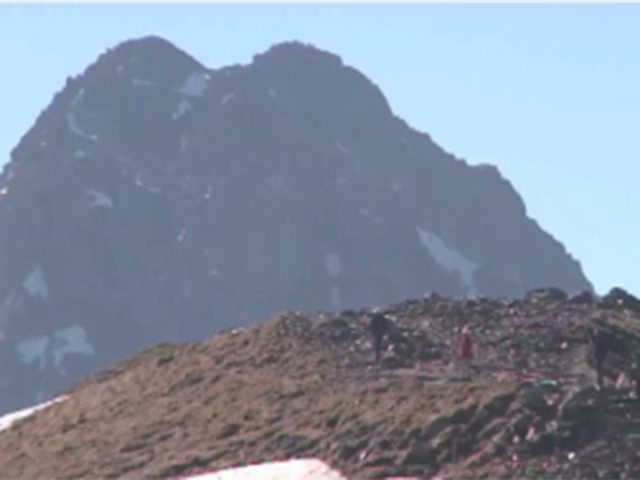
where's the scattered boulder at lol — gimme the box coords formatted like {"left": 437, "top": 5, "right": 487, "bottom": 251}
{"left": 525, "top": 287, "right": 568, "bottom": 304}
{"left": 567, "top": 290, "right": 594, "bottom": 305}
{"left": 600, "top": 287, "right": 640, "bottom": 314}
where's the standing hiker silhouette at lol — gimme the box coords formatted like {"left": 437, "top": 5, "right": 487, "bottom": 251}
{"left": 458, "top": 325, "right": 474, "bottom": 380}
{"left": 368, "top": 313, "right": 392, "bottom": 364}
{"left": 589, "top": 328, "right": 610, "bottom": 390}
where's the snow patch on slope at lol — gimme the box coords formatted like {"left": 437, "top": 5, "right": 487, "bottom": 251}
{"left": 16, "top": 336, "right": 49, "bottom": 371}
{"left": 324, "top": 253, "right": 342, "bottom": 278}
{"left": 0, "top": 397, "right": 68, "bottom": 433}
{"left": 359, "top": 208, "right": 383, "bottom": 223}
{"left": 173, "top": 99, "right": 193, "bottom": 120}
{"left": 16, "top": 325, "right": 95, "bottom": 374}
{"left": 334, "top": 142, "right": 349, "bottom": 154}
{"left": 182, "top": 458, "right": 347, "bottom": 480}
{"left": 178, "top": 71, "right": 210, "bottom": 97}
{"left": 221, "top": 93, "right": 236, "bottom": 105}
{"left": 66, "top": 88, "right": 97, "bottom": 141}
{"left": 23, "top": 266, "right": 49, "bottom": 301}
{"left": 416, "top": 226, "right": 479, "bottom": 293}
{"left": 87, "top": 190, "right": 114, "bottom": 208}
{"left": 132, "top": 78, "right": 155, "bottom": 88}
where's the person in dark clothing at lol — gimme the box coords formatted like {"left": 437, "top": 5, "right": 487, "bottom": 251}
{"left": 368, "top": 313, "right": 392, "bottom": 363}
{"left": 589, "top": 328, "right": 611, "bottom": 390}
{"left": 458, "top": 325, "right": 474, "bottom": 380}
{"left": 630, "top": 352, "right": 640, "bottom": 400}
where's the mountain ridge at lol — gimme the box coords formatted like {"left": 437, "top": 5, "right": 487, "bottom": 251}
{"left": 0, "top": 36, "right": 592, "bottom": 415}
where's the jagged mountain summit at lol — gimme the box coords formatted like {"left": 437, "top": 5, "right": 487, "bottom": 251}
{"left": 0, "top": 36, "right": 591, "bottom": 414}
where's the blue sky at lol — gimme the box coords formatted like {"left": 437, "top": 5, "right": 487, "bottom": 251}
{"left": 1, "top": 4, "right": 638, "bottom": 296}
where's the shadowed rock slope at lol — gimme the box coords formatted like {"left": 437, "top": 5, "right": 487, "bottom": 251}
{"left": 1, "top": 289, "right": 640, "bottom": 479}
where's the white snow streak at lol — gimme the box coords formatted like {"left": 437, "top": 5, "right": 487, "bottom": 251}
{"left": 416, "top": 226, "right": 479, "bottom": 293}
{"left": 66, "top": 88, "right": 97, "bottom": 141}
{"left": 172, "top": 99, "right": 193, "bottom": 120}
{"left": 66, "top": 113, "right": 96, "bottom": 141}
{"left": 134, "top": 172, "right": 162, "bottom": 194}
{"left": 16, "top": 336, "right": 49, "bottom": 371}
{"left": 334, "top": 142, "right": 349, "bottom": 154}
{"left": 23, "top": 266, "right": 49, "bottom": 301}
{"left": 268, "top": 88, "right": 278, "bottom": 98}
{"left": 73, "top": 150, "right": 90, "bottom": 159}
{"left": 16, "top": 326, "right": 94, "bottom": 374}
{"left": 182, "top": 459, "right": 347, "bottom": 480}
{"left": 359, "top": 208, "right": 383, "bottom": 223}
{"left": 0, "top": 292, "right": 19, "bottom": 320}
{"left": 87, "top": 190, "right": 114, "bottom": 208}
{"left": 180, "top": 134, "right": 189, "bottom": 153}
{"left": 324, "top": 253, "right": 342, "bottom": 278}
{"left": 178, "top": 71, "right": 210, "bottom": 97}
{"left": 0, "top": 397, "right": 68, "bottom": 433}
{"left": 132, "top": 78, "right": 154, "bottom": 87}
{"left": 221, "top": 93, "right": 236, "bottom": 105}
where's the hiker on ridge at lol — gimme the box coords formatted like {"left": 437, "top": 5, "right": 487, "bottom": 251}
{"left": 457, "top": 324, "right": 474, "bottom": 380}
{"left": 589, "top": 327, "right": 610, "bottom": 390}
{"left": 630, "top": 352, "right": 640, "bottom": 400}
{"left": 368, "top": 312, "right": 392, "bottom": 364}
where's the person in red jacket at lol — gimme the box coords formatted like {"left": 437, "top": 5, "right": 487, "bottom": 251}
{"left": 458, "top": 325, "right": 474, "bottom": 380}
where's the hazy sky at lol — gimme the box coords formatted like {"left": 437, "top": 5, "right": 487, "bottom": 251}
{"left": 1, "top": 4, "right": 638, "bottom": 296}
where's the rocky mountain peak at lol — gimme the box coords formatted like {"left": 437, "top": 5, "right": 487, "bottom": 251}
{"left": 0, "top": 36, "right": 593, "bottom": 415}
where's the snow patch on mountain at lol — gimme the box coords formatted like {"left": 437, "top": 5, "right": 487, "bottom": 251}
{"left": 178, "top": 71, "right": 210, "bottom": 97}
{"left": 134, "top": 172, "right": 162, "bottom": 194}
{"left": 16, "top": 326, "right": 95, "bottom": 374}
{"left": 66, "top": 88, "right": 97, "bottom": 141}
{"left": 132, "top": 78, "right": 155, "bottom": 88}
{"left": 16, "top": 336, "right": 49, "bottom": 371}
{"left": 87, "top": 190, "right": 114, "bottom": 208}
{"left": 359, "top": 208, "right": 382, "bottom": 223}
{"left": 66, "top": 113, "right": 97, "bottom": 141}
{"left": 0, "top": 292, "right": 21, "bottom": 321}
{"left": 334, "top": 142, "right": 349, "bottom": 154}
{"left": 172, "top": 99, "right": 193, "bottom": 120}
{"left": 324, "top": 253, "right": 342, "bottom": 278}
{"left": 23, "top": 266, "right": 49, "bottom": 301}
{"left": 416, "top": 226, "right": 479, "bottom": 293}
{"left": 182, "top": 458, "right": 347, "bottom": 480}
{"left": 221, "top": 93, "right": 236, "bottom": 105}
{"left": 0, "top": 397, "right": 68, "bottom": 433}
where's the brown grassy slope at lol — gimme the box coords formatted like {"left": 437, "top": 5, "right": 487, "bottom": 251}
{"left": 0, "top": 292, "right": 639, "bottom": 479}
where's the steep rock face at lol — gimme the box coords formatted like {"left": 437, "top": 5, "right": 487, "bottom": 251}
{"left": 0, "top": 36, "right": 591, "bottom": 413}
